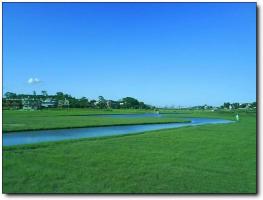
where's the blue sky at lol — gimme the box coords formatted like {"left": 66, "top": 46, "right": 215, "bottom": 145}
{"left": 3, "top": 3, "right": 256, "bottom": 107}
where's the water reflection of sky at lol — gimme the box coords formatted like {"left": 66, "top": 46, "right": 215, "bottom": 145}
{"left": 3, "top": 116, "right": 234, "bottom": 146}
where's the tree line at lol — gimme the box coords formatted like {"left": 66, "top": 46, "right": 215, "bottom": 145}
{"left": 188, "top": 102, "right": 256, "bottom": 110}
{"left": 3, "top": 91, "right": 153, "bottom": 110}
{"left": 221, "top": 102, "right": 256, "bottom": 109}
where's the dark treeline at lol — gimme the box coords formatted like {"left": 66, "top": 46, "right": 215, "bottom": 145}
{"left": 3, "top": 91, "right": 256, "bottom": 110}
{"left": 3, "top": 91, "right": 154, "bottom": 110}
{"left": 221, "top": 102, "right": 256, "bottom": 109}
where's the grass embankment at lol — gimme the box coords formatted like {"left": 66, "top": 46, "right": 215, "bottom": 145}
{"left": 3, "top": 111, "right": 256, "bottom": 193}
{"left": 3, "top": 109, "right": 187, "bottom": 132}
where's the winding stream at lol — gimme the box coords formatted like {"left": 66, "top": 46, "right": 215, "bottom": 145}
{"left": 3, "top": 115, "right": 233, "bottom": 146}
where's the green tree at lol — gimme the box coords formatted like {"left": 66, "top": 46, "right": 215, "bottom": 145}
{"left": 232, "top": 103, "right": 240, "bottom": 109}
{"left": 79, "top": 97, "right": 89, "bottom": 108}
{"left": 4, "top": 92, "right": 17, "bottom": 99}
{"left": 97, "top": 96, "right": 107, "bottom": 109}
{"left": 122, "top": 97, "right": 140, "bottom": 109}
{"left": 41, "top": 90, "right": 48, "bottom": 97}
{"left": 251, "top": 102, "right": 256, "bottom": 108}
{"left": 55, "top": 92, "right": 64, "bottom": 100}
{"left": 89, "top": 100, "right": 97, "bottom": 108}
{"left": 223, "top": 102, "right": 231, "bottom": 109}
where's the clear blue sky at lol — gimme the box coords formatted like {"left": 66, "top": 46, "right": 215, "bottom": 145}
{"left": 3, "top": 2, "right": 256, "bottom": 107}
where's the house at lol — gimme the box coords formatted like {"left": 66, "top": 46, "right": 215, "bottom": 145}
{"left": 3, "top": 98, "right": 22, "bottom": 109}
{"left": 106, "top": 100, "right": 120, "bottom": 109}
{"left": 58, "top": 98, "right": 70, "bottom": 108}
{"left": 41, "top": 98, "right": 57, "bottom": 108}
{"left": 22, "top": 98, "right": 41, "bottom": 110}
{"left": 246, "top": 103, "right": 251, "bottom": 109}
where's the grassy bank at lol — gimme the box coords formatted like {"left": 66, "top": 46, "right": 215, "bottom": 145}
{"left": 3, "top": 109, "right": 187, "bottom": 132}
{"left": 3, "top": 111, "right": 256, "bottom": 193}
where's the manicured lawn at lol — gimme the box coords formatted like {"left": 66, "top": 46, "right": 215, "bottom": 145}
{"left": 3, "top": 111, "right": 256, "bottom": 193}
{"left": 3, "top": 109, "right": 187, "bottom": 132}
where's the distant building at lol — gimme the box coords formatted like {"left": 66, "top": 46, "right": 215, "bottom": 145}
{"left": 41, "top": 98, "right": 57, "bottom": 108}
{"left": 58, "top": 98, "right": 70, "bottom": 108}
{"left": 246, "top": 103, "right": 251, "bottom": 109}
{"left": 106, "top": 100, "right": 120, "bottom": 109}
{"left": 22, "top": 98, "right": 41, "bottom": 110}
{"left": 3, "top": 99, "right": 22, "bottom": 109}
{"left": 64, "top": 99, "right": 70, "bottom": 107}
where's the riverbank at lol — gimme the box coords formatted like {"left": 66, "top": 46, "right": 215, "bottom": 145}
{"left": 3, "top": 118, "right": 232, "bottom": 146}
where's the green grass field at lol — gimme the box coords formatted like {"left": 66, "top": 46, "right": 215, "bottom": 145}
{"left": 3, "top": 109, "right": 187, "bottom": 132}
{"left": 3, "top": 109, "right": 256, "bottom": 193}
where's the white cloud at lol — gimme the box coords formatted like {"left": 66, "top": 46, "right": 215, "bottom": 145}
{"left": 28, "top": 78, "right": 41, "bottom": 84}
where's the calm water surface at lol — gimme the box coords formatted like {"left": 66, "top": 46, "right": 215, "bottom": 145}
{"left": 3, "top": 115, "right": 233, "bottom": 146}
